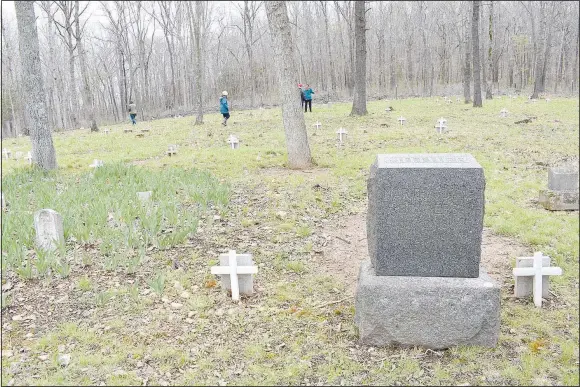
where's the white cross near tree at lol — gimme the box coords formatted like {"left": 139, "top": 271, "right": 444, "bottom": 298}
{"left": 3, "top": 148, "right": 12, "bottom": 159}
{"left": 336, "top": 127, "right": 348, "bottom": 143}
{"left": 313, "top": 121, "right": 322, "bottom": 130}
{"left": 398, "top": 116, "right": 406, "bottom": 125}
{"left": 500, "top": 108, "right": 509, "bottom": 117}
{"left": 211, "top": 250, "right": 258, "bottom": 301}
{"left": 512, "top": 252, "right": 562, "bottom": 307}
{"left": 227, "top": 135, "right": 239, "bottom": 149}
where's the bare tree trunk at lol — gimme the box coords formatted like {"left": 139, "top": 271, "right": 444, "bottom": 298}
{"left": 320, "top": 1, "right": 336, "bottom": 96}
{"left": 75, "top": 1, "right": 98, "bottom": 131}
{"left": 573, "top": 21, "right": 579, "bottom": 93}
{"left": 472, "top": 1, "right": 483, "bottom": 107}
{"left": 15, "top": 1, "right": 57, "bottom": 170}
{"left": 463, "top": 1, "right": 472, "bottom": 103}
{"left": 265, "top": 1, "right": 311, "bottom": 169}
{"left": 351, "top": 0, "right": 367, "bottom": 115}
{"left": 192, "top": 1, "right": 204, "bottom": 124}
{"left": 485, "top": 0, "right": 493, "bottom": 99}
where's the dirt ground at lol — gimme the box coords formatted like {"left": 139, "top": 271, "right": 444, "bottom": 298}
{"left": 318, "top": 208, "right": 532, "bottom": 295}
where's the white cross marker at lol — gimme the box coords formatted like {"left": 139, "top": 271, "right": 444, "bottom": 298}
{"left": 545, "top": 98, "right": 550, "bottom": 103}
{"left": 434, "top": 121, "right": 447, "bottom": 134}
{"left": 398, "top": 116, "right": 406, "bottom": 125}
{"left": 313, "top": 121, "right": 322, "bottom": 130}
{"left": 89, "top": 159, "right": 104, "bottom": 168}
{"left": 26, "top": 151, "right": 32, "bottom": 165}
{"left": 3, "top": 148, "right": 11, "bottom": 159}
{"left": 167, "top": 145, "right": 177, "bottom": 156}
{"left": 456, "top": 97, "right": 461, "bottom": 102}
{"left": 227, "top": 135, "right": 239, "bottom": 149}
{"left": 211, "top": 250, "right": 258, "bottom": 301}
{"left": 500, "top": 108, "right": 509, "bottom": 118}
{"left": 512, "top": 252, "right": 562, "bottom": 307}
{"left": 103, "top": 128, "right": 110, "bottom": 134}
{"left": 336, "top": 128, "right": 348, "bottom": 143}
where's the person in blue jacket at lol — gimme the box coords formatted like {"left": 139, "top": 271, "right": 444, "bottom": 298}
{"left": 303, "top": 84, "right": 314, "bottom": 112}
{"left": 220, "top": 91, "right": 229, "bottom": 126}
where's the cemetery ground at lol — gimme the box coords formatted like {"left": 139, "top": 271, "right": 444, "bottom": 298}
{"left": 1, "top": 97, "right": 579, "bottom": 386}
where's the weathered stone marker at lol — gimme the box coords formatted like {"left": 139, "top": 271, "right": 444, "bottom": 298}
{"left": 313, "top": 121, "right": 322, "bottom": 130}
{"left": 166, "top": 145, "right": 177, "bottom": 156}
{"left": 26, "top": 152, "right": 32, "bottom": 165}
{"left": 3, "top": 148, "right": 12, "bottom": 159}
{"left": 103, "top": 128, "right": 110, "bottom": 134}
{"left": 539, "top": 167, "right": 579, "bottom": 211}
{"left": 355, "top": 153, "right": 499, "bottom": 349}
{"left": 434, "top": 121, "right": 447, "bottom": 134}
{"left": 397, "top": 116, "right": 406, "bottom": 125}
{"left": 89, "top": 159, "right": 104, "bottom": 168}
{"left": 211, "top": 250, "right": 258, "bottom": 301}
{"left": 500, "top": 108, "right": 509, "bottom": 118}
{"left": 124, "top": 128, "right": 133, "bottom": 133}
{"left": 137, "top": 191, "right": 152, "bottom": 202}
{"left": 513, "top": 252, "right": 562, "bottom": 307}
{"left": 34, "top": 209, "right": 65, "bottom": 250}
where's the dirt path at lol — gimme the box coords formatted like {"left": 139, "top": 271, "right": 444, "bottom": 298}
{"left": 317, "top": 207, "right": 533, "bottom": 295}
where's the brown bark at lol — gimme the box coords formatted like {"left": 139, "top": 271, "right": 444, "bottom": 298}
{"left": 351, "top": 0, "right": 367, "bottom": 115}
{"left": 15, "top": 1, "right": 57, "bottom": 170}
{"left": 472, "top": 1, "right": 483, "bottom": 107}
{"left": 265, "top": 1, "right": 311, "bottom": 169}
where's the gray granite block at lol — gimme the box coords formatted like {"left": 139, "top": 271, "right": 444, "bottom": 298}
{"left": 367, "top": 154, "right": 485, "bottom": 278}
{"left": 548, "top": 168, "right": 579, "bottom": 191}
{"left": 218, "top": 253, "right": 255, "bottom": 295}
{"left": 354, "top": 260, "right": 500, "bottom": 349}
{"left": 539, "top": 189, "right": 579, "bottom": 211}
{"left": 514, "top": 256, "right": 551, "bottom": 298}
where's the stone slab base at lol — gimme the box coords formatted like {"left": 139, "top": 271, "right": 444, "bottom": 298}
{"left": 539, "top": 189, "right": 579, "bottom": 211}
{"left": 354, "top": 260, "right": 500, "bottom": 349}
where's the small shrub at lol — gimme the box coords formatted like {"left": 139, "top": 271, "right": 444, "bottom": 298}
{"left": 77, "top": 276, "right": 92, "bottom": 291}
{"left": 148, "top": 273, "right": 165, "bottom": 296}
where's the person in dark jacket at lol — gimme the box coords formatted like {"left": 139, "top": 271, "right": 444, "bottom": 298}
{"left": 220, "top": 91, "right": 229, "bottom": 126}
{"left": 303, "top": 84, "right": 314, "bottom": 112}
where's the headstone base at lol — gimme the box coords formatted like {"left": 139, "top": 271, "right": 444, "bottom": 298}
{"left": 538, "top": 189, "right": 579, "bottom": 211}
{"left": 354, "top": 260, "right": 500, "bottom": 349}
{"left": 218, "top": 253, "right": 255, "bottom": 295}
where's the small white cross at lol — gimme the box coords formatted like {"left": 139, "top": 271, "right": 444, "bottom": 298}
{"left": 434, "top": 121, "right": 447, "bottom": 134}
{"left": 3, "top": 148, "right": 11, "bottom": 159}
{"left": 398, "top": 116, "right": 406, "bottom": 125}
{"left": 456, "top": 97, "right": 461, "bottom": 102}
{"left": 545, "top": 98, "right": 550, "bottom": 103}
{"left": 26, "top": 151, "right": 32, "bottom": 164}
{"left": 211, "top": 250, "right": 258, "bottom": 301}
{"left": 313, "top": 121, "right": 322, "bottom": 130}
{"left": 500, "top": 108, "right": 509, "bottom": 118}
{"left": 512, "top": 252, "right": 562, "bottom": 307}
{"left": 385, "top": 107, "right": 392, "bottom": 112}
{"left": 103, "top": 128, "right": 110, "bottom": 134}
{"left": 437, "top": 117, "right": 447, "bottom": 125}
{"left": 227, "top": 135, "right": 239, "bottom": 149}
{"left": 336, "top": 127, "right": 348, "bottom": 143}
{"left": 446, "top": 99, "right": 452, "bottom": 104}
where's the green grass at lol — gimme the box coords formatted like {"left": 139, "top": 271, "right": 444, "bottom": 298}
{"left": 1, "top": 97, "right": 578, "bottom": 386}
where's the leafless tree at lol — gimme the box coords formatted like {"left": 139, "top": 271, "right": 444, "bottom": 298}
{"left": 472, "top": 1, "right": 483, "bottom": 107}
{"left": 15, "top": 1, "right": 57, "bottom": 170}
{"left": 265, "top": 1, "right": 311, "bottom": 169}
{"left": 350, "top": 0, "right": 367, "bottom": 115}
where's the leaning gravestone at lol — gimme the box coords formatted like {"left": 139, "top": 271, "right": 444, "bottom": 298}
{"left": 355, "top": 153, "right": 500, "bottom": 349}
{"left": 34, "top": 209, "right": 64, "bottom": 250}
{"left": 211, "top": 251, "right": 257, "bottom": 299}
{"left": 538, "top": 167, "right": 579, "bottom": 211}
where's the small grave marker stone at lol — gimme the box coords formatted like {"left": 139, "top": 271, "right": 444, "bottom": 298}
{"left": 434, "top": 120, "right": 447, "bottom": 134}
{"left": 34, "top": 209, "right": 64, "bottom": 251}
{"left": 141, "top": 128, "right": 150, "bottom": 133}
{"left": 512, "top": 252, "right": 562, "bottom": 307}
{"left": 137, "top": 191, "right": 152, "bottom": 203}
{"left": 385, "top": 107, "right": 392, "bottom": 112}
{"left": 211, "top": 250, "right": 258, "bottom": 301}
{"left": 500, "top": 108, "right": 509, "bottom": 118}
{"left": 166, "top": 145, "right": 177, "bottom": 156}
{"left": 336, "top": 127, "right": 348, "bottom": 143}
{"left": 227, "top": 135, "right": 239, "bottom": 150}
{"left": 456, "top": 97, "right": 461, "bottom": 102}
{"left": 545, "top": 98, "right": 550, "bottom": 103}
{"left": 103, "top": 128, "right": 110, "bottom": 134}
{"left": 398, "top": 116, "right": 406, "bottom": 125}
{"left": 3, "top": 148, "right": 12, "bottom": 159}
{"left": 89, "top": 159, "right": 104, "bottom": 168}
{"left": 124, "top": 128, "right": 133, "bottom": 133}
{"left": 313, "top": 121, "right": 322, "bottom": 130}
{"left": 539, "top": 167, "right": 579, "bottom": 211}
{"left": 26, "top": 152, "right": 32, "bottom": 165}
